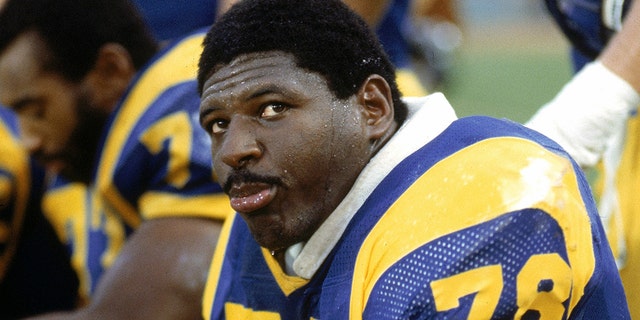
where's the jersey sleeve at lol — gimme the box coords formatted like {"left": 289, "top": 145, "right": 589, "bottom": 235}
{"left": 96, "top": 32, "right": 233, "bottom": 226}
{"left": 351, "top": 135, "right": 627, "bottom": 319}
{"left": 130, "top": 86, "right": 231, "bottom": 222}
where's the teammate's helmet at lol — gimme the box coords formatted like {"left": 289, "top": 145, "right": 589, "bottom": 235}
{"left": 545, "top": 0, "right": 632, "bottom": 59}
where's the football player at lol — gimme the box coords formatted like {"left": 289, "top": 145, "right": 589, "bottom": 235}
{"left": 0, "top": 107, "right": 78, "bottom": 318}
{"left": 198, "top": 0, "right": 628, "bottom": 318}
{"left": 0, "top": 0, "right": 232, "bottom": 318}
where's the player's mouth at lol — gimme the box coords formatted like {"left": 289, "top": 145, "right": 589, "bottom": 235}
{"left": 228, "top": 182, "right": 277, "bottom": 213}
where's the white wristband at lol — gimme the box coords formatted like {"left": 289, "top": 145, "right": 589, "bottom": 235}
{"left": 526, "top": 61, "right": 640, "bottom": 167}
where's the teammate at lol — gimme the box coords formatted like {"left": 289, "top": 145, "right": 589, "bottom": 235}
{"left": 526, "top": 1, "right": 640, "bottom": 316}
{"left": 0, "top": 0, "right": 231, "bottom": 318}
{"left": 197, "top": 0, "right": 629, "bottom": 318}
{"left": 0, "top": 108, "right": 78, "bottom": 318}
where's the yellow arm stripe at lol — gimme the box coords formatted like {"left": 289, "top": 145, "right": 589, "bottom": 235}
{"left": 349, "top": 137, "right": 595, "bottom": 318}
{"left": 97, "top": 34, "right": 205, "bottom": 228}
{"left": 140, "top": 192, "right": 232, "bottom": 221}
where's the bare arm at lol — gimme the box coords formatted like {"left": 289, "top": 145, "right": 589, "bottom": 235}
{"left": 600, "top": 0, "right": 640, "bottom": 92}
{"left": 27, "top": 217, "right": 222, "bottom": 320}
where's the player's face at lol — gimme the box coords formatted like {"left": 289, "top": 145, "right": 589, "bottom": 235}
{"left": 0, "top": 31, "right": 106, "bottom": 183}
{"left": 200, "top": 51, "right": 373, "bottom": 251}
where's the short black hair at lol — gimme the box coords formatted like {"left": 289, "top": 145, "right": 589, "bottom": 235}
{"left": 0, "top": 0, "right": 158, "bottom": 82}
{"left": 198, "top": 0, "right": 407, "bottom": 124}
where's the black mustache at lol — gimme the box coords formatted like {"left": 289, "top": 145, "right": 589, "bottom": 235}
{"left": 223, "top": 170, "right": 283, "bottom": 194}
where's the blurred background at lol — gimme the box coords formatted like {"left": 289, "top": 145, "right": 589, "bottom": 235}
{"left": 413, "top": 0, "right": 572, "bottom": 123}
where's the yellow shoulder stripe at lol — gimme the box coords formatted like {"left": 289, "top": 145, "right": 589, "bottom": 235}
{"left": 349, "top": 137, "right": 595, "bottom": 318}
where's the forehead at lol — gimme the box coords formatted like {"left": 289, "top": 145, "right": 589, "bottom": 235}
{"left": 0, "top": 30, "right": 47, "bottom": 76}
{"left": 201, "top": 51, "right": 329, "bottom": 98}
{"left": 208, "top": 51, "right": 300, "bottom": 80}
{"left": 0, "top": 31, "right": 50, "bottom": 102}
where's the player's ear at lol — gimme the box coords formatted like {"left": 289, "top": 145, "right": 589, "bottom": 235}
{"left": 83, "top": 43, "right": 136, "bottom": 112}
{"left": 357, "top": 74, "right": 395, "bottom": 141}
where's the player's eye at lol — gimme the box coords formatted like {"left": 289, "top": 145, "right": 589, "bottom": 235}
{"left": 210, "top": 119, "right": 229, "bottom": 134}
{"left": 260, "top": 103, "right": 288, "bottom": 118}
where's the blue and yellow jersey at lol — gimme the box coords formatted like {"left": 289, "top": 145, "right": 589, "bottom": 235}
{"left": 203, "top": 116, "right": 627, "bottom": 319}
{"left": 595, "top": 110, "right": 640, "bottom": 320}
{"left": 95, "top": 29, "right": 231, "bottom": 226}
{"left": 0, "top": 108, "right": 78, "bottom": 317}
{"left": 42, "top": 176, "right": 107, "bottom": 304}
{"left": 41, "top": 29, "right": 232, "bottom": 301}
